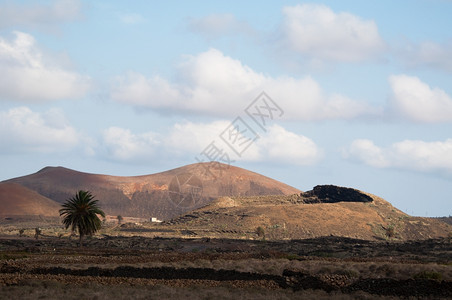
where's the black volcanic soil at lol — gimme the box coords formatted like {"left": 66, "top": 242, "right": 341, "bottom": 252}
{"left": 1, "top": 235, "right": 451, "bottom": 299}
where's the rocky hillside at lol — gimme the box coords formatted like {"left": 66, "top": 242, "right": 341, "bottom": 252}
{"left": 161, "top": 185, "right": 452, "bottom": 241}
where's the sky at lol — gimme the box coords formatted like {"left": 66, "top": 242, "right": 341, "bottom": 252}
{"left": 0, "top": 0, "right": 451, "bottom": 217}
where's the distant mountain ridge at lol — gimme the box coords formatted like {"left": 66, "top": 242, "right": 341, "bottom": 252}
{"left": 2, "top": 164, "right": 451, "bottom": 241}
{"left": 3, "top": 163, "right": 300, "bottom": 220}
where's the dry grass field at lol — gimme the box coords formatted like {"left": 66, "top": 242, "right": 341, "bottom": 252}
{"left": 1, "top": 217, "right": 451, "bottom": 299}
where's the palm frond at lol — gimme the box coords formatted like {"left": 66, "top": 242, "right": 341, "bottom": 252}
{"left": 59, "top": 190, "right": 106, "bottom": 242}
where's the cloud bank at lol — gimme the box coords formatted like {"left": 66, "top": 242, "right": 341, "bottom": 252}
{"left": 397, "top": 40, "right": 452, "bottom": 72}
{"left": 112, "top": 48, "right": 378, "bottom": 120}
{"left": 345, "top": 138, "right": 452, "bottom": 174}
{"left": 280, "top": 4, "right": 385, "bottom": 62}
{"left": 0, "top": 31, "right": 90, "bottom": 102}
{"left": 0, "top": 107, "right": 79, "bottom": 153}
{"left": 389, "top": 74, "right": 452, "bottom": 122}
{"left": 101, "top": 121, "right": 322, "bottom": 165}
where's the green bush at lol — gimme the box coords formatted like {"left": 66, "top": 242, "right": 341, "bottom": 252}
{"left": 255, "top": 226, "right": 265, "bottom": 238}
{"left": 284, "top": 253, "right": 300, "bottom": 261}
{"left": 385, "top": 225, "right": 395, "bottom": 238}
{"left": 413, "top": 271, "right": 443, "bottom": 281}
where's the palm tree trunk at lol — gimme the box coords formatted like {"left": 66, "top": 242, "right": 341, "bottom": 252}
{"left": 79, "top": 233, "right": 84, "bottom": 247}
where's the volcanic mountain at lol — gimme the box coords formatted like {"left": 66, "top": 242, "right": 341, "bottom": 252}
{"left": 3, "top": 163, "right": 300, "bottom": 220}
{"left": 2, "top": 165, "right": 451, "bottom": 241}
{"left": 0, "top": 182, "right": 60, "bottom": 217}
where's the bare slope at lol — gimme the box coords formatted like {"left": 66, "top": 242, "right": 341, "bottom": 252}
{"left": 164, "top": 187, "right": 452, "bottom": 241}
{"left": 4, "top": 163, "right": 300, "bottom": 220}
{"left": 0, "top": 182, "right": 60, "bottom": 217}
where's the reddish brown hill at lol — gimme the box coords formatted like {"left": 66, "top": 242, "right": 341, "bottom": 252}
{"left": 0, "top": 183, "right": 60, "bottom": 217}
{"left": 4, "top": 163, "right": 300, "bottom": 220}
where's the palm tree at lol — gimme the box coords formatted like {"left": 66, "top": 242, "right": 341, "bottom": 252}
{"left": 59, "top": 190, "right": 105, "bottom": 246}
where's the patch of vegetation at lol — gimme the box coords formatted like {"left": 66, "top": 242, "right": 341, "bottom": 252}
{"left": 311, "top": 251, "right": 333, "bottom": 258}
{"left": 34, "top": 227, "right": 41, "bottom": 239}
{"left": 370, "top": 223, "right": 399, "bottom": 240}
{"left": 413, "top": 271, "right": 443, "bottom": 281}
{"left": 385, "top": 225, "right": 395, "bottom": 238}
{"left": 0, "top": 252, "right": 28, "bottom": 260}
{"left": 377, "top": 264, "right": 396, "bottom": 277}
{"left": 284, "top": 253, "right": 301, "bottom": 261}
{"left": 255, "top": 226, "right": 265, "bottom": 238}
{"left": 335, "top": 269, "right": 359, "bottom": 278}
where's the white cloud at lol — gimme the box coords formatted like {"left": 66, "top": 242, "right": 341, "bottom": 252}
{"left": 345, "top": 139, "right": 389, "bottom": 168}
{"left": 166, "top": 120, "right": 230, "bottom": 154}
{"left": 102, "top": 127, "right": 159, "bottom": 162}
{"left": 119, "top": 13, "right": 146, "bottom": 24}
{"left": 280, "top": 4, "right": 384, "bottom": 62}
{"left": 398, "top": 40, "right": 452, "bottom": 72}
{"left": 167, "top": 121, "right": 322, "bottom": 165}
{"left": 111, "top": 72, "right": 183, "bottom": 110}
{"left": 187, "top": 14, "right": 254, "bottom": 39}
{"left": 0, "top": 0, "right": 82, "bottom": 31}
{"left": 101, "top": 122, "right": 321, "bottom": 166}
{"left": 0, "top": 107, "right": 79, "bottom": 153}
{"left": 345, "top": 138, "right": 452, "bottom": 174}
{"left": 256, "top": 124, "right": 322, "bottom": 165}
{"left": 165, "top": 120, "right": 263, "bottom": 161}
{"left": 0, "top": 31, "right": 90, "bottom": 102}
{"left": 112, "top": 48, "right": 379, "bottom": 120}
{"left": 389, "top": 74, "right": 452, "bottom": 122}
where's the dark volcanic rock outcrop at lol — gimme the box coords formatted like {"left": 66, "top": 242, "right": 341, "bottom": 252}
{"left": 301, "top": 185, "right": 373, "bottom": 204}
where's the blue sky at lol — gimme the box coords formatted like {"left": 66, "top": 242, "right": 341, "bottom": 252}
{"left": 1, "top": 0, "right": 451, "bottom": 216}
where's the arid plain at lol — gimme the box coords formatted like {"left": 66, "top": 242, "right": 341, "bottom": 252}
{"left": 1, "top": 164, "right": 451, "bottom": 299}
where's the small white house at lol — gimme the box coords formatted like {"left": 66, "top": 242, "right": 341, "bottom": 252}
{"left": 151, "top": 217, "right": 162, "bottom": 223}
